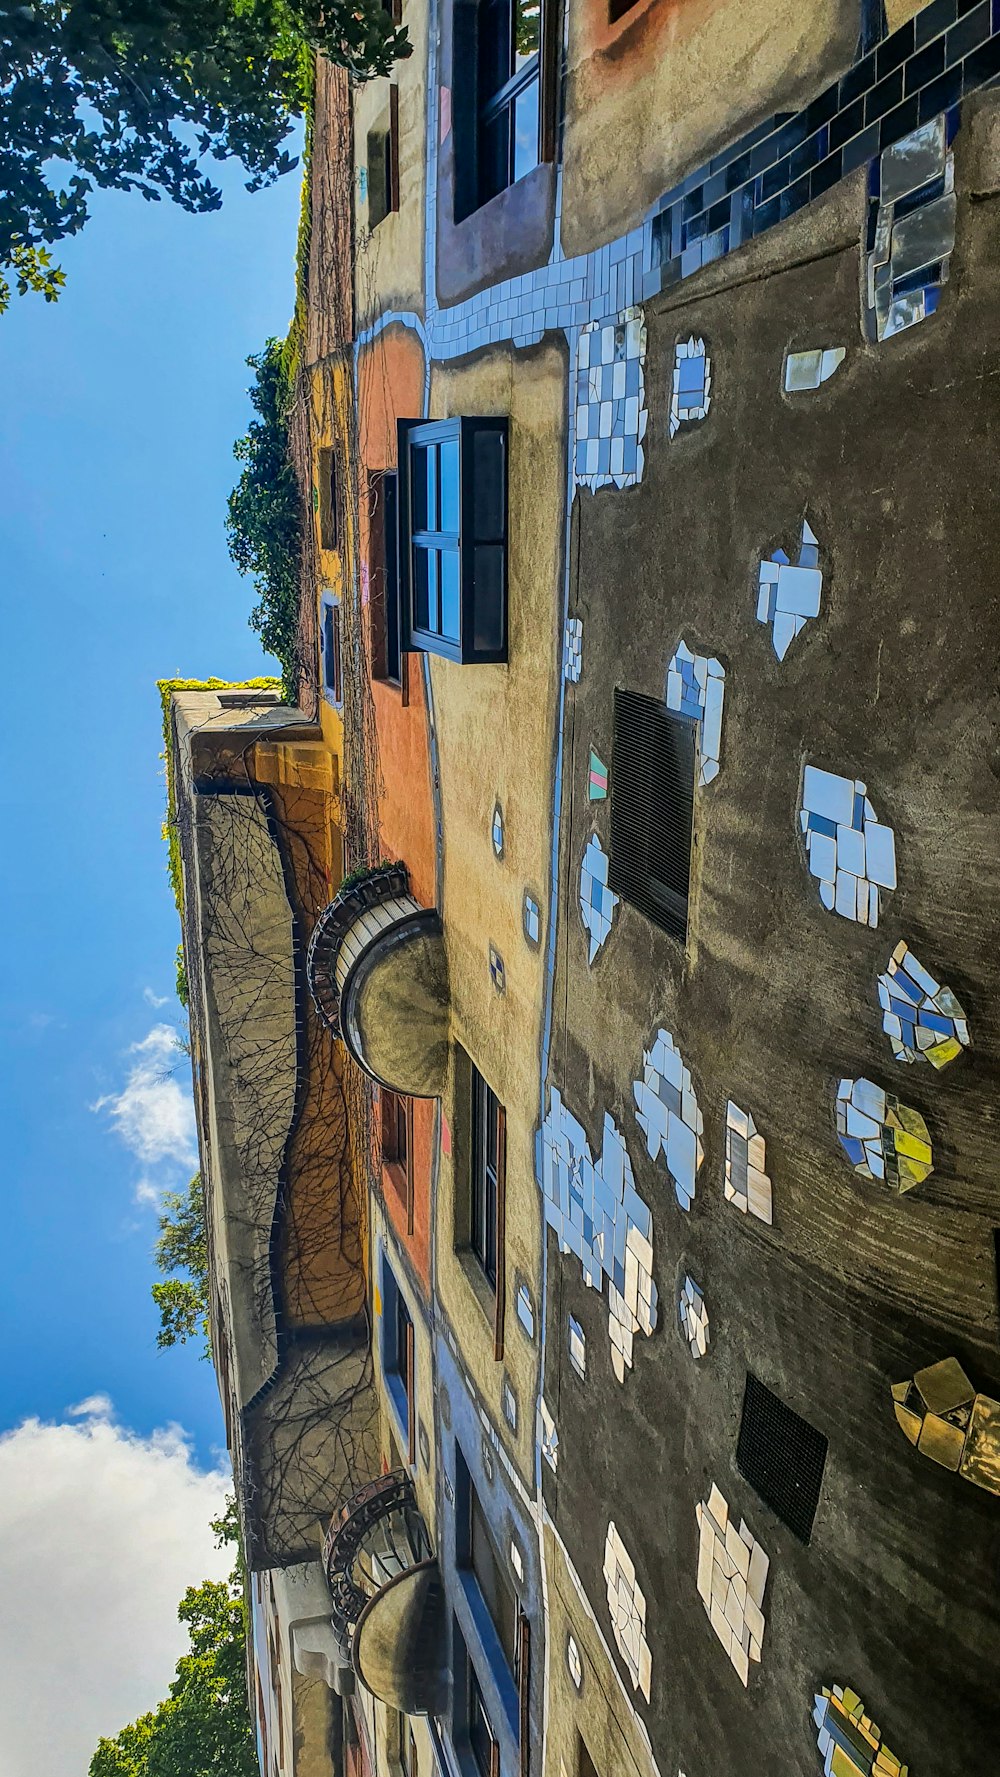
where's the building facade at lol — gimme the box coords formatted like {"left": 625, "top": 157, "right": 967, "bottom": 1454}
{"left": 174, "top": 3, "right": 1000, "bottom": 1774}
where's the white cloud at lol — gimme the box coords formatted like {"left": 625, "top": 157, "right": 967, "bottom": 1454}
{"left": 143, "top": 987, "right": 170, "bottom": 1009}
{"left": 94, "top": 1024, "right": 197, "bottom": 1176}
{"left": 0, "top": 1400, "right": 231, "bottom": 1777}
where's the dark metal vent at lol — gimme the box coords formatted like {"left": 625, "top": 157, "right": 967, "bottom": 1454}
{"left": 609, "top": 687, "right": 695, "bottom": 943}
{"left": 736, "top": 1373, "right": 828, "bottom": 1544}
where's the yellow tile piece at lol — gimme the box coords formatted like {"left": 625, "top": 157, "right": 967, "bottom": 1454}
{"left": 894, "top": 1130, "right": 931, "bottom": 1163}
{"left": 830, "top": 1746, "right": 863, "bottom": 1777}
{"left": 927, "top": 1037, "right": 961, "bottom": 1069}
{"left": 896, "top": 1103, "right": 929, "bottom": 1138}
{"left": 959, "top": 1393, "right": 1000, "bottom": 1497}
{"left": 914, "top": 1357, "right": 975, "bottom": 1415}
{"left": 893, "top": 1402, "right": 922, "bottom": 1445}
{"left": 842, "top": 1687, "right": 861, "bottom": 1715}
{"left": 890, "top": 1380, "right": 909, "bottom": 1402}
{"left": 918, "top": 1411, "right": 966, "bottom": 1471}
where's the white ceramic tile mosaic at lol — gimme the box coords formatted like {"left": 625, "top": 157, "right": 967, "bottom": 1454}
{"left": 538, "top": 1088, "right": 658, "bottom": 1383}
{"left": 580, "top": 833, "right": 618, "bottom": 963}
{"left": 783, "top": 347, "right": 845, "bottom": 392}
{"left": 695, "top": 1484, "right": 769, "bottom": 1687}
{"left": 491, "top": 801, "right": 504, "bottom": 859}
{"left": 800, "top": 765, "right": 896, "bottom": 925}
{"left": 502, "top": 1379, "right": 517, "bottom": 1431}
{"left": 566, "top": 1634, "right": 583, "bottom": 1691}
{"left": 510, "top": 1539, "right": 524, "bottom": 1583}
{"left": 878, "top": 941, "right": 970, "bottom": 1070}
{"left": 604, "top": 1522, "right": 652, "bottom": 1700}
{"left": 539, "top": 1398, "right": 559, "bottom": 1472}
{"left": 633, "top": 1028, "right": 703, "bottom": 1211}
{"left": 574, "top": 308, "right": 647, "bottom": 491}
{"left": 568, "top": 1314, "right": 587, "bottom": 1380}
{"left": 666, "top": 639, "right": 725, "bottom": 785}
{"left": 679, "top": 1275, "right": 710, "bottom": 1358}
{"left": 867, "top": 115, "right": 955, "bottom": 342}
{"left": 836, "top": 1076, "right": 933, "bottom": 1193}
{"left": 669, "top": 335, "right": 712, "bottom": 437}
{"left": 757, "top": 518, "right": 822, "bottom": 660}
{"left": 524, "top": 892, "right": 542, "bottom": 947}
{"left": 516, "top": 1282, "right": 535, "bottom": 1340}
{"left": 563, "top": 615, "right": 583, "bottom": 682}
{"left": 724, "top": 1101, "right": 773, "bottom": 1224}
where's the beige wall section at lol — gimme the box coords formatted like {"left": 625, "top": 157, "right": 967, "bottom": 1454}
{"left": 427, "top": 339, "right": 566, "bottom": 1486}
{"left": 560, "top": 0, "right": 858, "bottom": 257}
{"left": 542, "top": 1520, "right": 659, "bottom": 1777}
{"left": 354, "top": 0, "right": 428, "bottom": 327}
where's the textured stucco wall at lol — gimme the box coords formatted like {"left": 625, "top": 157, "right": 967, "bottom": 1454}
{"left": 353, "top": 0, "right": 429, "bottom": 328}
{"left": 561, "top": 0, "right": 857, "bottom": 257}
{"left": 542, "top": 108, "right": 1000, "bottom": 1775}
{"left": 427, "top": 338, "right": 566, "bottom": 1490}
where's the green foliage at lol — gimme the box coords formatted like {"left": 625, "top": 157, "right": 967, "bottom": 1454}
{"left": 226, "top": 340, "right": 302, "bottom": 697}
{"left": 174, "top": 942, "right": 189, "bottom": 1008}
{"left": 1, "top": 0, "right": 410, "bottom": 309}
{"left": 89, "top": 1524, "right": 256, "bottom": 1777}
{"left": 0, "top": 239, "right": 66, "bottom": 314}
{"left": 339, "top": 860, "right": 397, "bottom": 895}
{"left": 152, "top": 1175, "right": 210, "bottom": 1354}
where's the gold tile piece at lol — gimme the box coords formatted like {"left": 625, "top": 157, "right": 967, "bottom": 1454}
{"left": 959, "top": 1393, "right": 1000, "bottom": 1497}
{"left": 927, "top": 1037, "right": 961, "bottom": 1069}
{"left": 896, "top": 1103, "right": 929, "bottom": 1138}
{"left": 917, "top": 1411, "right": 965, "bottom": 1471}
{"left": 913, "top": 1357, "right": 975, "bottom": 1416}
{"left": 890, "top": 1380, "right": 909, "bottom": 1403}
{"left": 893, "top": 1402, "right": 922, "bottom": 1446}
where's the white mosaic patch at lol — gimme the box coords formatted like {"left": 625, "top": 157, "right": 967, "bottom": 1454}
{"left": 580, "top": 833, "right": 618, "bottom": 963}
{"left": 757, "top": 518, "right": 822, "bottom": 660}
{"left": 800, "top": 766, "right": 896, "bottom": 925}
{"left": 878, "top": 940, "right": 970, "bottom": 1071}
{"left": 679, "top": 1275, "right": 710, "bottom": 1359}
{"left": 568, "top": 1315, "right": 587, "bottom": 1380}
{"left": 666, "top": 638, "right": 725, "bottom": 785}
{"left": 516, "top": 1282, "right": 535, "bottom": 1340}
{"left": 539, "top": 1398, "right": 559, "bottom": 1472}
{"left": 574, "top": 308, "right": 647, "bottom": 491}
{"left": 510, "top": 1539, "right": 524, "bottom": 1583}
{"left": 563, "top": 615, "right": 583, "bottom": 682}
{"left": 604, "top": 1522, "right": 652, "bottom": 1700}
{"left": 695, "top": 1484, "right": 769, "bottom": 1687}
{"left": 538, "top": 1088, "right": 658, "bottom": 1384}
{"left": 724, "top": 1101, "right": 772, "bottom": 1224}
{"left": 669, "top": 335, "right": 711, "bottom": 438}
{"left": 633, "top": 1028, "right": 703, "bottom": 1211}
{"left": 566, "top": 1634, "right": 583, "bottom": 1691}
{"left": 836, "top": 1076, "right": 933, "bottom": 1193}
{"left": 491, "top": 801, "right": 504, "bottom": 859}
{"left": 783, "top": 347, "right": 845, "bottom": 392}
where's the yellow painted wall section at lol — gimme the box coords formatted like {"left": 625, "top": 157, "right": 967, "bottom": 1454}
{"left": 428, "top": 339, "right": 566, "bottom": 1486}
{"left": 353, "top": 0, "right": 429, "bottom": 327}
{"left": 561, "top": 0, "right": 857, "bottom": 256}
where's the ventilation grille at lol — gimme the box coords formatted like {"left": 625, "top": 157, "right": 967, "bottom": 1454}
{"left": 736, "top": 1373, "right": 828, "bottom": 1544}
{"left": 609, "top": 687, "right": 695, "bottom": 942}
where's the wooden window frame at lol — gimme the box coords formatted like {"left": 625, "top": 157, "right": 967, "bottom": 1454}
{"left": 397, "top": 415, "right": 509, "bottom": 666}
{"left": 381, "top": 1088, "right": 414, "bottom": 1234}
{"left": 517, "top": 1614, "right": 531, "bottom": 1777}
{"left": 470, "top": 1067, "right": 507, "bottom": 1360}
{"left": 367, "top": 85, "right": 400, "bottom": 229}
{"left": 317, "top": 446, "right": 339, "bottom": 552}
{"left": 368, "top": 469, "right": 409, "bottom": 701}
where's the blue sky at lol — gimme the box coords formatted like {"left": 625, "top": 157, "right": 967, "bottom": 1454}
{"left": 0, "top": 147, "right": 303, "bottom": 1471}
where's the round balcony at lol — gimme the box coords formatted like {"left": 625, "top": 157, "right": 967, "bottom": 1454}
{"left": 306, "top": 865, "right": 449, "bottom": 1098}
{"left": 323, "top": 1470, "right": 447, "bottom": 1716}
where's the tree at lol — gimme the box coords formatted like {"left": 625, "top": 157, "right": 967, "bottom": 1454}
{"left": 226, "top": 337, "right": 302, "bottom": 696}
{"left": 1, "top": 0, "right": 410, "bottom": 308}
{"left": 151, "top": 1173, "right": 210, "bottom": 1354}
{"left": 89, "top": 1505, "right": 257, "bottom": 1777}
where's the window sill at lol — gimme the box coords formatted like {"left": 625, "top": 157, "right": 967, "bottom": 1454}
{"left": 454, "top": 1247, "right": 497, "bottom": 1335}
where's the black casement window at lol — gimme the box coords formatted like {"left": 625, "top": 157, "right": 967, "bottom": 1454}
{"left": 369, "top": 470, "right": 402, "bottom": 686}
{"left": 609, "top": 686, "right": 696, "bottom": 943}
{"left": 397, "top": 417, "right": 508, "bottom": 664}
{"left": 321, "top": 595, "right": 343, "bottom": 707}
{"left": 471, "top": 1068, "right": 503, "bottom": 1290}
{"left": 477, "top": 0, "right": 541, "bottom": 207}
{"left": 318, "top": 446, "right": 339, "bottom": 552}
{"left": 367, "top": 86, "right": 400, "bottom": 229}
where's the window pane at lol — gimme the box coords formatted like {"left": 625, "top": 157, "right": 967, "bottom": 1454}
{"left": 513, "top": 76, "right": 539, "bottom": 184}
{"left": 414, "top": 547, "right": 442, "bottom": 634}
{"left": 478, "top": 110, "right": 509, "bottom": 208}
{"left": 514, "top": 0, "right": 540, "bottom": 65}
{"left": 470, "top": 1490, "right": 518, "bottom": 1673}
{"left": 472, "top": 430, "right": 505, "bottom": 539}
{"left": 439, "top": 436, "right": 460, "bottom": 535}
{"left": 472, "top": 546, "right": 505, "bottom": 653}
{"left": 412, "top": 442, "right": 437, "bottom": 532}
{"left": 479, "top": 0, "right": 511, "bottom": 101}
{"left": 440, "top": 549, "right": 461, "bottom": 644}
{"left": 468, "top": 1666, "right": 495, "bottom": 1777}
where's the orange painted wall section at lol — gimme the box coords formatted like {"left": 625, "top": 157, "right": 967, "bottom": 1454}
{"left": 357, "top": 327, "right": 437, "bottom": 914}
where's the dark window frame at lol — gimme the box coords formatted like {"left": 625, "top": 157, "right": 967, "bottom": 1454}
{"left": 397, "top": 416, "right": 509, "bottom": 665}
{"left": 321, "top": 594, "right": 343, "bottom": 707}
{"left": 317, "top": 446, "right": 339, "bottom": 552}
{"left": 381, "top": 1253, "right": 416, "bottom": 1461}
{"left": 609, "top": 686, "right": 696, "bottom": 944}
{"left": 367, "top": 84, "right": 400, "bottom": 228}
{"left": 469, "top": 1067, "right": 507, "bottom": 1359}
{"left": 454, "top": 0, "right": 561, "bottom": 220}
{"left": 381, "top": 1088, "right": 414, "bottom": 1234}
{"left": 468, "top": 1658, "right": 499, "bottom": 1777}
{"left": 368, "top": 469, "right": 405, "bottom": 692}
